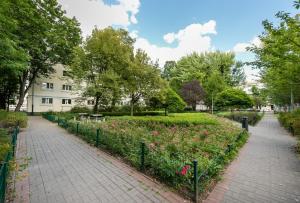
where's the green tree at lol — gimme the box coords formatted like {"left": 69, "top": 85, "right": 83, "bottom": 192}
{"left": 148, "top": 87, "right": 186, "bottom": 115}
{"left": 124, "top": 49, "right": 165, "bottom": 116}
{"left": 11, "top": 0, "right": 81, "bottom": 111}
{"left": 0, "top": 0, "right": 29, "bottom": 109}
{"left": 70, "top": 27, "right": 134, "bottom": 112}
{"left": 215, "top": 88, "right": 253, "bottom": 110}
{"left": 168, "top": 51, "right": 236, "bottom": 108}
{"left": 248, "top": 2, "right": 300, "bottom": 106}
{"left": 162, "top": 61, "right": 176, "bottom": 81}
{"left": 230, "top": 61, "right": 246, "bottom": 86}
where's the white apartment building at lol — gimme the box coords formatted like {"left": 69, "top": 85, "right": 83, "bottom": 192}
{"left": 27, "top": 64, "right": 94, "bottom": 113}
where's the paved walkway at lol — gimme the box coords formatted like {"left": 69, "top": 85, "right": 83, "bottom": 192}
{"left": 14, "top": 117, "right": 186, "bottom": 203}
{"left": 204, "top": 112, "right": 300, "bottom": 203}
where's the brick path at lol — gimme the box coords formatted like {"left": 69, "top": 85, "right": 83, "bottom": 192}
{"left": 204, "top": 112, "right": 300, "bottom": 203}
{"left": 14, "top": 116, "right": 186, "bottom": 203}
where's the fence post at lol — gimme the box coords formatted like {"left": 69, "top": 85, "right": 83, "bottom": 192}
{"left": 242, "top": 117, "right": 248, "bottom": 131}
{"left": 140, "top": 142, "right": 145, "bottom": 171}
{"left": 193, "top": 160, "right": 198, "bottom": 203}
{"left": 76, "top": 123, "right": 79, "bottom": 135}
{"left": 96, "top": 129, "right": 100, "bottom": 147}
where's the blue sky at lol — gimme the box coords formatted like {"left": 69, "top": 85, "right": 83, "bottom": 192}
{"left": 58, "top": 0, "right": 297, "bottom": 82}
{"left": 127, "top": 0, "right": 295, "bottom": 51}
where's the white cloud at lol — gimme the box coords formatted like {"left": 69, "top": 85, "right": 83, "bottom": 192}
{"left": 233, "top": 36, "right": 262, "bottom": 53}
{"left": 57, "top": 0, "right": 140, "bottom": 37}
{"left": 129, "top": 30, "right": 139, "bottom": 39}
{"left": 135, "top": 20, "right": 217, "bottom": 66}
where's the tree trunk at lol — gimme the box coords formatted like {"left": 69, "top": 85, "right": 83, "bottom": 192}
{"left": 93, "top": 95, "right": 100, "bottom": 113}
{"left": 15, "top": 79, "right": 26, "bottom": 112}
{"left": 0, "top": 95, "right": 6, "bottom": 110}
{"left": 130, "top": 100, "right": 134, "bottom": 116}
{"left": 164, "top": 108, "right": 168, "bottom": 116}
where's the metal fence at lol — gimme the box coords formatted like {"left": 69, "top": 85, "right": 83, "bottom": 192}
{"left": 43, "top": 113, "right": 248, "bottom": 202}
{"left": 0, "top": 126, "right": 19, "bottom": 203}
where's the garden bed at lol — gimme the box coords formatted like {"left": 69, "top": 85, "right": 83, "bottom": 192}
{"left": 44, "top": 112, "right": 248, "bottom": 200}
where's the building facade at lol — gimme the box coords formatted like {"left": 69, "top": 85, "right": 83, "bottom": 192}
{"left": 27, "top": 64, "right": 93, "bottom": 113}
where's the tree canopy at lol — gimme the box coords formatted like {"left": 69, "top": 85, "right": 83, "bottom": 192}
{"left": 248, "top": 1, "right": 300, "bottom": 106}
{"left": 215, "top": 88, "right": 253, "bottom": 110}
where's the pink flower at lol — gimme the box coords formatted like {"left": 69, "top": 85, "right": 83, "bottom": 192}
{"left": 176, "top": 165, "right": 191, "bottom": 176}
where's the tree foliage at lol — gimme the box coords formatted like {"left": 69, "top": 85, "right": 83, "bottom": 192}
{"left": 0, "top": 0, "right": 81, "bottom": 111}
{"left": 70, "top": 27, "right": 133, "bottom": 112}
{"left": 180, "top": 80, "right": 205, "bottom": 111}
{"left": 167, "top": 51, "right": 245, "bottom": 108}
{"left": 215, "top": 88, "right": 253, "bottom": 110}
{"left": 248, "top": 3, "right": 300, "bottom": 105}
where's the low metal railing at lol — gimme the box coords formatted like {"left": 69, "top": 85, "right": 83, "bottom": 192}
{"left": 0, "top": 126, "right": 19, "bottom": 203}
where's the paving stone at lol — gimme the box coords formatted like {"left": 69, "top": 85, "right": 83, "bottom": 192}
{"left": 18, "top": 117, "right": 180, "bottom": 203}
{"left": 204, "top": 112, "right": 300, "bottom": 203}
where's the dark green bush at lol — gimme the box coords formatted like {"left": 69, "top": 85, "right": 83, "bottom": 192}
{"left": 218, "top": 111, "right": 263, "bottom": 126}
{"left": 0, "top": 128, "right": 10, "bottom": 164}
{"left": 278, "top": 109, "right": 300, "bottom": 137}
{"left": 70, "top": 106, "right": 91, "bottom": 113}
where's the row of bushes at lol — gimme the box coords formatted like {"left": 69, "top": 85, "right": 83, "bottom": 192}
{"left": 0, "top": 129, "right": 10, "bottom": 164}
{"left": 217, "top": 111, "right": 264, "bottom": 126}
{"left": 44, "top": 113, "right": 248, "bottom": 199}
{"left": 0, "top": 110, "right": 28, "bottom": 128}
{"left": 278, "top": 109, "right": 300, "bottom": 151}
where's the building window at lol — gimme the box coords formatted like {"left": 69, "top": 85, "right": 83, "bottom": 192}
{"left": 42, "top": 82, "right": 54, "bottom": 89}
{"left": 87, "top": 100, "right": 95, "bottom": 105}
{"left": 62, "top": 85, "right": 72, "bottom": 91}
{"left": 62, "top": 99, "right": 72, "bottom": 105}
{"left": 63, "top": 70, "right": 70, "bottom": 77}
{"left": 42, "top": 98, "right": 53, "bottom": 104}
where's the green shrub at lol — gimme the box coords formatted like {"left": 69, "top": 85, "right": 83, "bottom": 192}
{"left": 0, "top": 128, "right": 10, "bottom": 164}
{"left": 279, "top": 109, "right": 300, "bottom": 137}
{"left": 70, "top": 106, "right": 91, "bottom": 113}
{"left": 217, "top": 111, "right": 263, "bottom": 126}
{"left": 0, "top": 110, "right": 27, "bottom": 128}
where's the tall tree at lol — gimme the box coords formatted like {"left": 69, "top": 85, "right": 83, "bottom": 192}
{"left": 162, "top": 61, "right": 176, "bottom": 81}
{"left": 230, "top": 61, "right": 246, "bottom": 86}
{"left": 124, "top": 49, "right": 165, "bottom": 116}
{"left": 0, "top": 0, "right": 29, "bottom": 109}
{"left": 248, "top": 1, "right": 300, "bottom": 106}
{"left": 70, "top": 27, "right": 134, "bottom": 112}
{"left": 180, "top": 80, "right": 205, "bottom": 111}
{"left": 12, "top": 0, "right": 81, "bottom": 111}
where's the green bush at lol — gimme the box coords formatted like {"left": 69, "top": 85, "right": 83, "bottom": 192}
{"left": 215, "top": 88, "right": 253, "bottom": 110}
{"left": 0, "top": 110, "right": 27, "bottom": 128}
{"left": 0, "top": 128, "right": 10, "bottom": 164}
{"left": 278, "top": 109, "right": 300, "bottom": 137}
{"left": 70, "top": 106, "right": 91, "bottom": 113}
{"left": 217, "top": 111, "right": 263, "bottom": 126}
